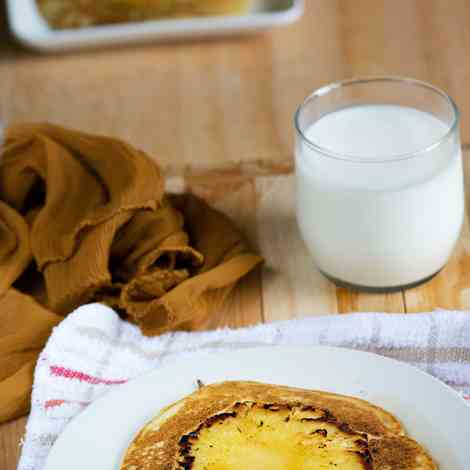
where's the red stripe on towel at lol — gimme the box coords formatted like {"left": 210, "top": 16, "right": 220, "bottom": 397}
{"left": 44, "top": 400, "right": 66, "bottom": 409}
{"left": 49, "top": 366, "right": 128, "bottom": 385}
{"left": 44, "top": 399, "right": 90, "bottom": 410}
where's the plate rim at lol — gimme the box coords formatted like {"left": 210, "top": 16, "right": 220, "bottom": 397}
{"left": 43, "top": 345, "right": 470, "bottom": 470}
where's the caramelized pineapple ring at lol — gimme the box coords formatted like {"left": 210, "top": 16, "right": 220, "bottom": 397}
{"left": 178, "top": 403, "right": 371, "bottom": 470}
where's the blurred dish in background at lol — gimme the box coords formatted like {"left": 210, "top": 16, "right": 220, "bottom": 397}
{"left": 6, "top": 0, "right": 303, "bottom": 52}
{"left": 36, "top": 0, "right": 250, "bottom": 29}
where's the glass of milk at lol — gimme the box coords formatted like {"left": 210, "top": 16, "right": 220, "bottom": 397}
{"left": 294, "top": 76, "right": 463, "bottom": 291}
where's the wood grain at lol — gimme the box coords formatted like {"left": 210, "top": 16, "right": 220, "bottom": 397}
{"left": 255, "top": 175, "right": 338, "bottom": 321}
{"left": 0, "top": 417, "right": 26, "bottom": 470}
{"left": 3, "top": 1, "right": 470, "bottom": 175}
{"left": 337, "top": 289, "right": 406, "bottom": 314}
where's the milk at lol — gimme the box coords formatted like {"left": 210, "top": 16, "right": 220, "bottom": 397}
{"left": 296, "top": 105, "right": 464, "bottom": 288}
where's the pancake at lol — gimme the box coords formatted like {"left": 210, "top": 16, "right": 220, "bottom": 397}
{"left": 120, "top": 381, "right": 437, "bottom": 469}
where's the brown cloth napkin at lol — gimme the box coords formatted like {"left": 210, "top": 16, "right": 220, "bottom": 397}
{"left": 0, "top": 123, "right": 262, "bottom": 423}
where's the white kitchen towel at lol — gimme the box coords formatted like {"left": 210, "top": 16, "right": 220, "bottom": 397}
{"left": 18, "top": 304, "right": 470, "bottom": 470}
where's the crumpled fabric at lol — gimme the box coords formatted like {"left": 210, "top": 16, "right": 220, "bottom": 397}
{"left": 0, "top": 123, "right": 262, "bottom": 423}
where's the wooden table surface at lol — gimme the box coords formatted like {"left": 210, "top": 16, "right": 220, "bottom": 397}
{"left": 2, "top": 1, "right": 470, "bottom": 468}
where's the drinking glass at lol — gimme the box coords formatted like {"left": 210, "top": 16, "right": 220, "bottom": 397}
{"left": 294, "top": 76, "right": 463, "bottom": 291}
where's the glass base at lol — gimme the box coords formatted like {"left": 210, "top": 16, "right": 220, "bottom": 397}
{"left": 321, "top": 269, "right": 443, "bottom": 293}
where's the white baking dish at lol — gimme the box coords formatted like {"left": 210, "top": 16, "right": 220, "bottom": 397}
{"left": 6, "top": 0, "right": 304, "bottom": 53}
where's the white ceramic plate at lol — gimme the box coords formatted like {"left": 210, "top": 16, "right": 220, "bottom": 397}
{"left": 44, "top": 346, "right": 470, "bottom": 470}
{"left": 6, "top": 0, "right": 304, "bottom": 53}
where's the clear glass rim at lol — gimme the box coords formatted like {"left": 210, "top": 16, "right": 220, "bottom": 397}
{"left": 294, "top": 76, "right": 460, "bottom": 164}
